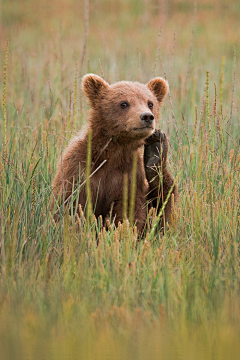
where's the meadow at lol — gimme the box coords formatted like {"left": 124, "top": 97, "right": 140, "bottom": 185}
{"left": 0, "top": 0, "right": 240, "bottom": 358}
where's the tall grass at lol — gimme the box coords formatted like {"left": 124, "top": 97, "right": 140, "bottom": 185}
{"left": 0, "top": 0, "right": 240, "bottom": 359}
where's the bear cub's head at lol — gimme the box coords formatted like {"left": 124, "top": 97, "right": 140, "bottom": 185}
{"left": 82, "top": 74, "right": 168, "bottom": 143}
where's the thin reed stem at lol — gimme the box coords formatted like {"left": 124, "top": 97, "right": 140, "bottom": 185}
{"left": 74, "top": 61, "right": 78, "bottom": 129}
{"left": 219, "top": 56, "right": 225, "bottom": 116}
{"left": 86, "top": 129, "right": 93, "bottom": 223}
{"left": 123, "top": 173, "right": 128, "bottom": 221}
{"left": 79, "top": 0, "right": 89, "bottom": 75}
{"left": 3, "top": 39, "right": 9, "bottom": 150}
{"left": 148, "top": 171, "right": 181, "bottom": 240}
{"left": 129, "top": 151, "right": 138, "bottom": 226}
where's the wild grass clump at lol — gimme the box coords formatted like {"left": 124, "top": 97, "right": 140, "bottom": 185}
{"left": 0, "top": 0, "right": 240, "bottom": 358}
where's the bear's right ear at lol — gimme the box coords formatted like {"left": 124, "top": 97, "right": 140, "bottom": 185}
{"left": 82, "top": 74, "right": 109, "bottom": 107}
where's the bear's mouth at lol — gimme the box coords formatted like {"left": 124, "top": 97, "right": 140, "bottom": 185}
{"left": 130, "top": 126, "right": 155, "bottom": 139}
{"left": 132, "top": 126, "right": 154, "bottom": 131}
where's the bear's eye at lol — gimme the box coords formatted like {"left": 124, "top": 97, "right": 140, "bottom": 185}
{"left": 120, "top": 101, "right": 129, "bottom": 109}
{"left": 148, "top": 101, "right": 153, "bottom": 109}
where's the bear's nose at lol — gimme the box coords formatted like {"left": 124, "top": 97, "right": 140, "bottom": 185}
{"left": 140, "top": 112, "right": 154, "bottom": 126}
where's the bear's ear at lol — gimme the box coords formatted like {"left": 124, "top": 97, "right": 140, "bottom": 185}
{"left": 147, "top": 77, "right": 169, "bottom": 105}
{"left": 82, "top": 74, "right": 109, "bottom": 107}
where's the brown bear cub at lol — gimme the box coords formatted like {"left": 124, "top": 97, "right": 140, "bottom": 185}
{"left": 51, "top": 74, "right": 177, "bottom": 232}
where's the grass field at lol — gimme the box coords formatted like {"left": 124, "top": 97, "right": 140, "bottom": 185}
{"left": 0, "top": 0, "right": 240, "bottom": 359}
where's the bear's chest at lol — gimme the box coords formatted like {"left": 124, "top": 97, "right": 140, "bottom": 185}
{"left": 96, "top": 168, "right": 124, "bottom": 200}
{"left": 95, "top": 165, "right": 147, "bottom": 203}
{"left": 91, "top": 149, "right": 148, "bottom": 220}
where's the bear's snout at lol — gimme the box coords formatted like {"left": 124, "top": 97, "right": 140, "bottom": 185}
{"left": 140, "top": 112, "right": 154, "bottom": 126}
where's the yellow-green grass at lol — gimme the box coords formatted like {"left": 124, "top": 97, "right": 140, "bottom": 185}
{"left": 0, "top": 0, "right": 240, "bottom": 359}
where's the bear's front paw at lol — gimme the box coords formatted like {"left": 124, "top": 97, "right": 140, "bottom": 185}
{"left": 144, "top": 129, "right": 168, "bottom": 172}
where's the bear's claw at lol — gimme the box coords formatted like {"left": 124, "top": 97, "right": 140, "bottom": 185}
{"left": 145, "top": 129, "right": 165, "bottom": 145}
{"left": 144, "top": 129, "right": 168, "bottom": 172}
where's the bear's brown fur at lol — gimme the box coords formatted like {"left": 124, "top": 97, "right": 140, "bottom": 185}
{"left": 51, "top": 74, "right": 177, "bottom": 231}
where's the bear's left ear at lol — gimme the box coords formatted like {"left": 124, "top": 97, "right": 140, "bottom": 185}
{"left": 82, "top": 74, "right": 109, "bottom": 108}
{"left": 147, "top": 77, "right": 169, "bottom": 105}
